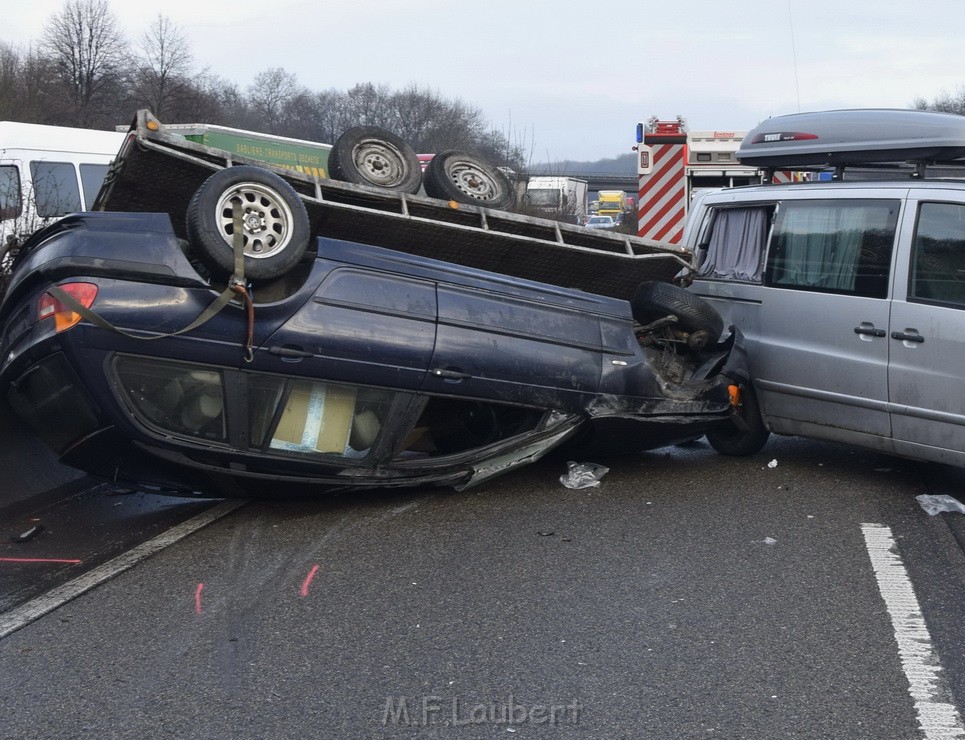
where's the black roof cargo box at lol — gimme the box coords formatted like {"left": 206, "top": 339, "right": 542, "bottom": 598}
{"left": 737, "top": 109, "right": 965, "bottom": 168}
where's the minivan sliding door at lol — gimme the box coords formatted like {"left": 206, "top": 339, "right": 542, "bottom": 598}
{"left": 758, "top": 198, "right": 899, "bottom": 442}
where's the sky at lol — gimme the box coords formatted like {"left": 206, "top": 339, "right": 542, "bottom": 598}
{"left": 5, "top": 0, "right": 965, "bottom": 164}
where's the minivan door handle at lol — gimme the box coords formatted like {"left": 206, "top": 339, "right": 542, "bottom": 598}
{"left": 891, "top": 330, "right": 925, "bottom": 344}
{"left": 854, "top": 324, "right": 886, "bottom": 338}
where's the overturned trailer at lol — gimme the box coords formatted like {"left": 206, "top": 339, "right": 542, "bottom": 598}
{"left": 93, "top": 110, "right": 692, "bottom": 298}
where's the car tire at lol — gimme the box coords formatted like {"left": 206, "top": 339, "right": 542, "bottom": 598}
{"left": 423, "top": 150, "right": 515, "bottom": 210}
{"left": 630, "top": 280, "right": 724, "bottom": 342}
{"left": 327, "top": 126, "right": 422, "bottom": 194}
{"left": 185, "top": 166, "right": 311, "bottom": 283}
{"left": 705, "top": 381, "right": 770, "bottom": 456}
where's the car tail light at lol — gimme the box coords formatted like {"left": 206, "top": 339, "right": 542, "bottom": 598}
{"left": 38, "top": 282, "right": 98, "bottom": 333}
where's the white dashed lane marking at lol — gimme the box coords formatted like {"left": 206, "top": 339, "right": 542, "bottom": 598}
{"left": 862, "top": 523, "right": 965, "bottom": 739}
{"left": 0, "top": 500, "right": 246, "bottom": 640}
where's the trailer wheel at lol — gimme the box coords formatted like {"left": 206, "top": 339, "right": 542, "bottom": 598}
{"left": 186, "top": 166, "right": 311, "bottom": 283}
{"left": 423, "top": 150, "right": 515, "bottom": 210}
{"left": 705, "top": 380, "right": 770, "bottom": 456}
{"left": 630, "top": 280, "right": 724, "bottom": 342}
{"left": 328, "top": 126, "right": 422, "bottom": 194}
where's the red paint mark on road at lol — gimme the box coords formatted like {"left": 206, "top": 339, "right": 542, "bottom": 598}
{"left": 299, "top": 565, "right": 320, "bottom": 597}
{"left": 195, "top": 583, "right": 204, "bottom": 614}
{"left": 0, "top": 557, "right": 81, "bottom": 564}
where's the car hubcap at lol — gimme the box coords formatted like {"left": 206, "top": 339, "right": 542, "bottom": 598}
{"left": 447, "top": 160, "right": 497, "bottom": 200}
{"left": 353, "top": 140, "right": 407, "bottom": 187}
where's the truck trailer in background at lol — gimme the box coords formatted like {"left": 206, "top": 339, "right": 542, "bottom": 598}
{"left": 523, "top": 176, "right": 588, "bottom": 223}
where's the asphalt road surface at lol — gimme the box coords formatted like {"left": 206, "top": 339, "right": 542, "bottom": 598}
{"left": 2, "top": 435, "right": 965, "bottom": 739}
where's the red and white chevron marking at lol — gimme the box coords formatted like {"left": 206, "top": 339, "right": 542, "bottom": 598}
{"left": 637, "top": 143, "right": 686, "bottom": 244}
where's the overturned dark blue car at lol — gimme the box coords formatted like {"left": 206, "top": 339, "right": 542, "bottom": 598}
{"left": 0, "top": 118, "right": 749, "bottom": 498}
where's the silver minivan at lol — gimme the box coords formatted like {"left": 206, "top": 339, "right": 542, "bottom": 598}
{"left": 683, "top": 109, "right": 965, "bottom": 468}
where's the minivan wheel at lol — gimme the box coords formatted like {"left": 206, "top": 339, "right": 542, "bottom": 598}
{"left": 630, "top": 280, "right": 724, "bottom": 343}
{"left": 186, "top": 166, "right": 311, "bottom": 283}
{"left": 705, "top": 381, "right": 770, "bottom": 456}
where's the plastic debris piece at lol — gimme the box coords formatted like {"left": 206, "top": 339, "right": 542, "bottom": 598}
{"left": 11, "top": 524, "right": 45, "bottom": 543}
{"left": 916, "top": 494, "right": 965, "bottom": 516}
{"left": 763, "top": 537, "right": 777, "bottom": 545}
{"left": 537, "top": 531, "right": 555, "bottom": 537}
{"left": 560, "top": 461, "right": 609, "bottom": 489}
{"left": 767, "top": 459, "right": 778, "bottom": 469}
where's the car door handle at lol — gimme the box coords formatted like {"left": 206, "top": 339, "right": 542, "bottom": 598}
{"left": 267, "top": 345, "right": 314, "bottom": 358}
{"left": 891, "top": 330, "right": 925, "bottom": 343}
{"left": 432, "top": 368, "right": 471, "bottom": 380}
{"left": 854, "top": 325, "right": 886, "bottom": 338}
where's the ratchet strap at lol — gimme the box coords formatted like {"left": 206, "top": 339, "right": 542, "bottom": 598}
{"left": 43, "top": 201, "right": 256, "bottom": 362}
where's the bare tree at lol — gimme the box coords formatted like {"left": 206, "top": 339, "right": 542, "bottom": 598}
{"left": 342, "top": 82, "right": 394, "bottom": 129}
{"left": 0, "top": 43, "right": 22, "bottom": 120}
{"left": 130, "top": 14, "right": 192, "bottom": 120}
{"left": 914, "top": 88, "right": 965, "bottom": 116}
{"left": 0, "top": 42, "right": 57, "bottom": 123}
{"left": 247, "top": 67, "right": 302, "bottom": 132}
{"left": 41, "top": 0, "right": 129, "bottom": 127}
{"left": 170, "top": 71, "right": 243, "bottom": 125}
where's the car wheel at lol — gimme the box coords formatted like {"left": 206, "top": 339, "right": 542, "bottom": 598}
{"left": 705, "top": 381, "right": 770, "bottom": 456}
{"left": 423, "top": 150, "right": 515, "bottom": 210}
{"left": 327, "top": 126, "right": 422, "bottom": 194}
{"left": 630, "top": 280, "right": 724, "bottom": 342}
{"left": 186, "top": 166, "right": 311, "bottom": 283}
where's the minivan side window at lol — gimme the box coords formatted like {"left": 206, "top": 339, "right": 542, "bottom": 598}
{"left": 29, "top": 161, "right": 82, "bottom": 217}
{"left": 0, "top": 164, "right": 21, "bottom": 220}
{"left": 911, "top": 202, "right": 965, "bottom": 308}
{"left": 765, "top": 199, "right": 899, "bottom": 298}
{"left": 696, "top": 206, "right": 774, "bottom": 282}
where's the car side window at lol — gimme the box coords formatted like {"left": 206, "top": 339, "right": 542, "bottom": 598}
{"left": 393, "top": 397, "right": 544, "bottom": 459}
{"left": 0, "top": 164, "right": 21, "bottom": 220}
{"left": 696, "top": 205, "right": 774, "bottom": 282}
{"left": 765, "top": 199, "right": 899, "bottom": 298}
{"left": 251, "top": 377, "right": 396, "bottom": 459}
{"left": 910, "top": 202, "right": 965, "bottom": 308}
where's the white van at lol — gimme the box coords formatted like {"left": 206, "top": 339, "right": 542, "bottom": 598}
{"left": 1, "top": 121, "right": 125, "bottom": 261}
{"left": 684, "top": 109, "right": 965, "bottom": 469}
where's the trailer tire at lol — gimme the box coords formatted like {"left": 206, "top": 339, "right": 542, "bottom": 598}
{"left": 705, "top": 380, "right": 770, "bottom": 456}
{"left": 327, "top": 126, "right": 422, "bottom": 194}
{"left": 186, "top": 166, "right": 311, "bottom": 283}
{"left": 423, "top": 150, "right": 515, "bottom": 210}
{"left": 630, "top": 280, "right": 724, "bottom": 342}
